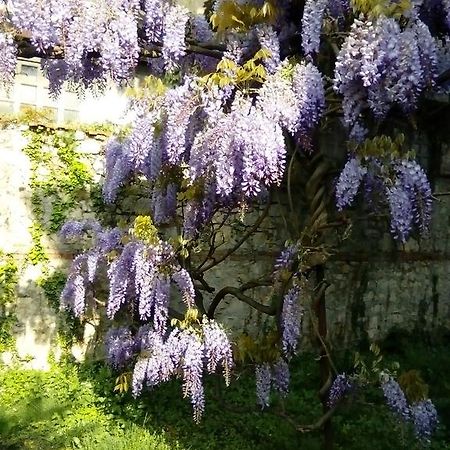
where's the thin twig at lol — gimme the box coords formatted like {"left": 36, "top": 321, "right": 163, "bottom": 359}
{"left": 199, "top": 198, "right": 272, "bottom": 274}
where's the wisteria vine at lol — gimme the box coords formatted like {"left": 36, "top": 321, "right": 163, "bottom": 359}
{"left": 17, "top": 0, "right": 445, "bottom": 437}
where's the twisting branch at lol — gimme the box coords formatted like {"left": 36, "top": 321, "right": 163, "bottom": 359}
{"left": 272, "top": 404, "right": 339, "bottom": 433}
{"left": 199, "top": 197, "right": 272, "bottom": 274}
{"left": 207, "top": 279, "right": 274, "bottom": 318}
{"left": 195, "top": 210, "right": 232, "bottom": 273}
{"left": 15, "top": 35, "right": 224, "bottom": 62}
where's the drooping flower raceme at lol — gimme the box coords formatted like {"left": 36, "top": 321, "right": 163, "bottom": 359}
{"left": 255, "top": 362, "right": 272, "bottom": 408}
{"left": 255, "top": 358, "right": 291, "bottom": 407}
{"left": 255, "top": 24, "right": 281, "bottom": 74}
{"left": 381, "top": 376, "right": 438, "bottom": 440}
{"left": 411, "top": 399, "right": 439, "bottom": 441}
{"left": 105, "top": 327, "right": 136, "bottom": 369}
{"left": 334, "top": 16, "right": 438, "bottom": 132}
{"left": 335, "top": 157, "right": 367, "bottom": 211}
{"left": 328, "top": 373, "right": 354, "bottom": 407}
{"left": 271, "top": 358, "right": 290, "bottom": 396}
{"left": 131, "top": 320, "right": 233, "bottom": 422}
{"left": 301, "top": 0, "right": 328, "bottom": 56}
{"left": 202, "top": 318, "right": 234, "bottom": 384}
{"left": 381, "top": 377, "right": 411, "bottom": 421}
{"left": 257, "top": 62, "right": 325, "bottom": 143}
{"left": 188, "top": 95, "right": 286, "bottom": 200}
{"left": 162, "top": 4, "right": 190, "bottom": 72}
{"left": 60, "top": 222, "right": 123, "bottom": 317}
{"left": 281, "top": 286, "right": 303, "bottom": 358}
{"left": 395, "top": 159, "right": 432, "bottom": 235}
{"left": 273, "top": 243, "right": 298, "bottom": 275}
{"left": 0, "top": 32, "right": 17, "bottom": 88}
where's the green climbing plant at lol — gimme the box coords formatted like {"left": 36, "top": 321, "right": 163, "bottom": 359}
{"left": 0, "top": 251, "right": 19, "bottom": 352}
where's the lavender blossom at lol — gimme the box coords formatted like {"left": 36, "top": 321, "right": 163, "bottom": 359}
{"left": 181, "top": 332, "right": 205, "bottom": 422}
{"left": 152, "top": 274, "right": 171, "bottom": 334}
{"left": 386, "top": 184, "right": 414, "bottom": 243}
{"left": 301, "top": 0, "right": 328, "bottom": 56}
{"left": 255, "top": 363, "right": 272, "bottom": 408}
{"left": 327, "top": 373, "right": 354, "bottom": 408}
{"left": 188, "top": 97, "right": 286, "bottom": 200}
{"left": 291, "top": 62, "right": 325, "bottom": 141}
{"left": 163, "top": 80, "right": 199, "bottom": 165}
{"left": 202, "top": 319, "right": 234, "bottom": 384}
{"left": 105, "top": 327, "right": 136, "bottom": 369}
{"left": 103, "top": 138, "right": 133, "bottom": 204}
{"left": 107, "top": 241, "right": 141, "bottom": 319}
{"left": 257, "top": 65, "right": 299, "bottom": 132}
{"left": 127, "top": 113, "right": 156, "bottom": 174}
{"left": 281, "top": 286, "right": 303, "bottom": 358}
{"left": 59, "top": 219, "right": 102, "bottom": 240}
{"left": 255, "top": 24, "right": 281, "bottom": 74}
{"left": 395, "top": 160, "right": 432, "bottom": 235}
{"left": 144, "top": 0, "right": 166, "bottom": 42}
{"left": 272, "top": 358, "right": 290, "bottom": 397}
{"left": 381, "top": 377, "right": 411, "bottom": 421}
{"left": 273, "top": 244, "right": 298, "bottom": 274}
{"left": 96, "top": 227, "right": 122, "bottom": 253}
{"left": 171, "top": 268, "right": 195, "bottom": 308}
{"left": 60, "top": 254, "right": 88, "bottom": 317}
{"left": 131, "top": 357, "right": 148, "bottom": 397}
{"left": 335, "top": 157, "right": 367, "bottom": 211}
{"left": 0, "top": 32, "right": 17, "bottom": 88}
{"left": 411, "top": 399, "right": 438, "bottom": 441}
{"left": 162, "top": 5, "right": 189, "bottom": 72}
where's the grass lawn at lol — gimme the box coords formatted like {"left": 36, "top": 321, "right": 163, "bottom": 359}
{"left": 0, "top": 336, "right": 449, "bottom": 449}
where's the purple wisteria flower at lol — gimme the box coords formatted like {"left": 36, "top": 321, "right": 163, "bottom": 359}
{"left": 0, "top": 32, "right": 17, "bottom": 88}
{"left": 188, "top": 96, "right": 286, "bottom": 200}
{"left": 301, "top": 0, "right": 328, "bottom": 56}
{"left": 411, "top": 399, "right": 439, "bottom": 441}
{"left": 163, "top": 79, "right": 199, "bottom": 165}
{"left": 386, "top": 184, "right": 414, "bottom": 243}
{"left": 327, "top": 373, "right": 354, "bottom": 408}
{"left": 60, "top": 254, "right": 88, "bottom": 317}
{"left": 59, "top": 219, "right": 103, "bottom": 240}
{"left": 281, "top": 286, "right": 303, "bottom": 358}
{"left": 203, "top": 318, "right": 234, "bottom": 384}
{"left": 144, "top": 0, "right": 166, "bottom": 43}
{"left": 171, "top": 268, "right": 195, "bottom": 308}
{"left": 105, "top": 327, "right": 136, "bottom": 369}
{"left": 181, "top": 331, "right": 205, "bottom": 423}
{"left": 102, "top": 138, "right": 133, "bottom": 204}
{"left": 395, "top": 160, "right": 432, "bottom": 236}
{"left": 162, "top": 4, "right": 189, "bottom": 72}
{"left": 255, "top": 362, "right": 272, "bottom": 408}
{"left": 335, "top": 157, "right": 367, "bottom": 211}
{"left": 272, "top": 358, "right": 290, "bottom": 397}
{"left": 274, "top": 243, "right": 298, "bottom": 274}
{"left": 255, "top": 24, "right": 281, "bottom": 74}
{"left": 381, "top": 377, "right": 411, "bottom": 421}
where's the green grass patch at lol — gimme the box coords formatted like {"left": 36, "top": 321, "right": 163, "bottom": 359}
{"left": 0, "top": 337, "right": 449, "bottom": 449}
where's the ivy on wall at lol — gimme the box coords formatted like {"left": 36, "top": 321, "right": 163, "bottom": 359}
{"left": 0, "top": 251, "right": 19, "bottom": 352}
{"left": 23, "top": 126, "right": 95, "bottom": 263}
{"left": 0, "top": 109, "right": 114, "bottom": 356}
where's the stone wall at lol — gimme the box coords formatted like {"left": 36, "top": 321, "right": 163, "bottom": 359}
{"left": 0, "top": 124, "right": 449, "bottom": 369}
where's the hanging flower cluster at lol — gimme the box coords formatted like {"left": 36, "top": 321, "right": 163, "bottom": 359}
{"left": 335, "top": 156, "right": 432, "bottom": 242}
